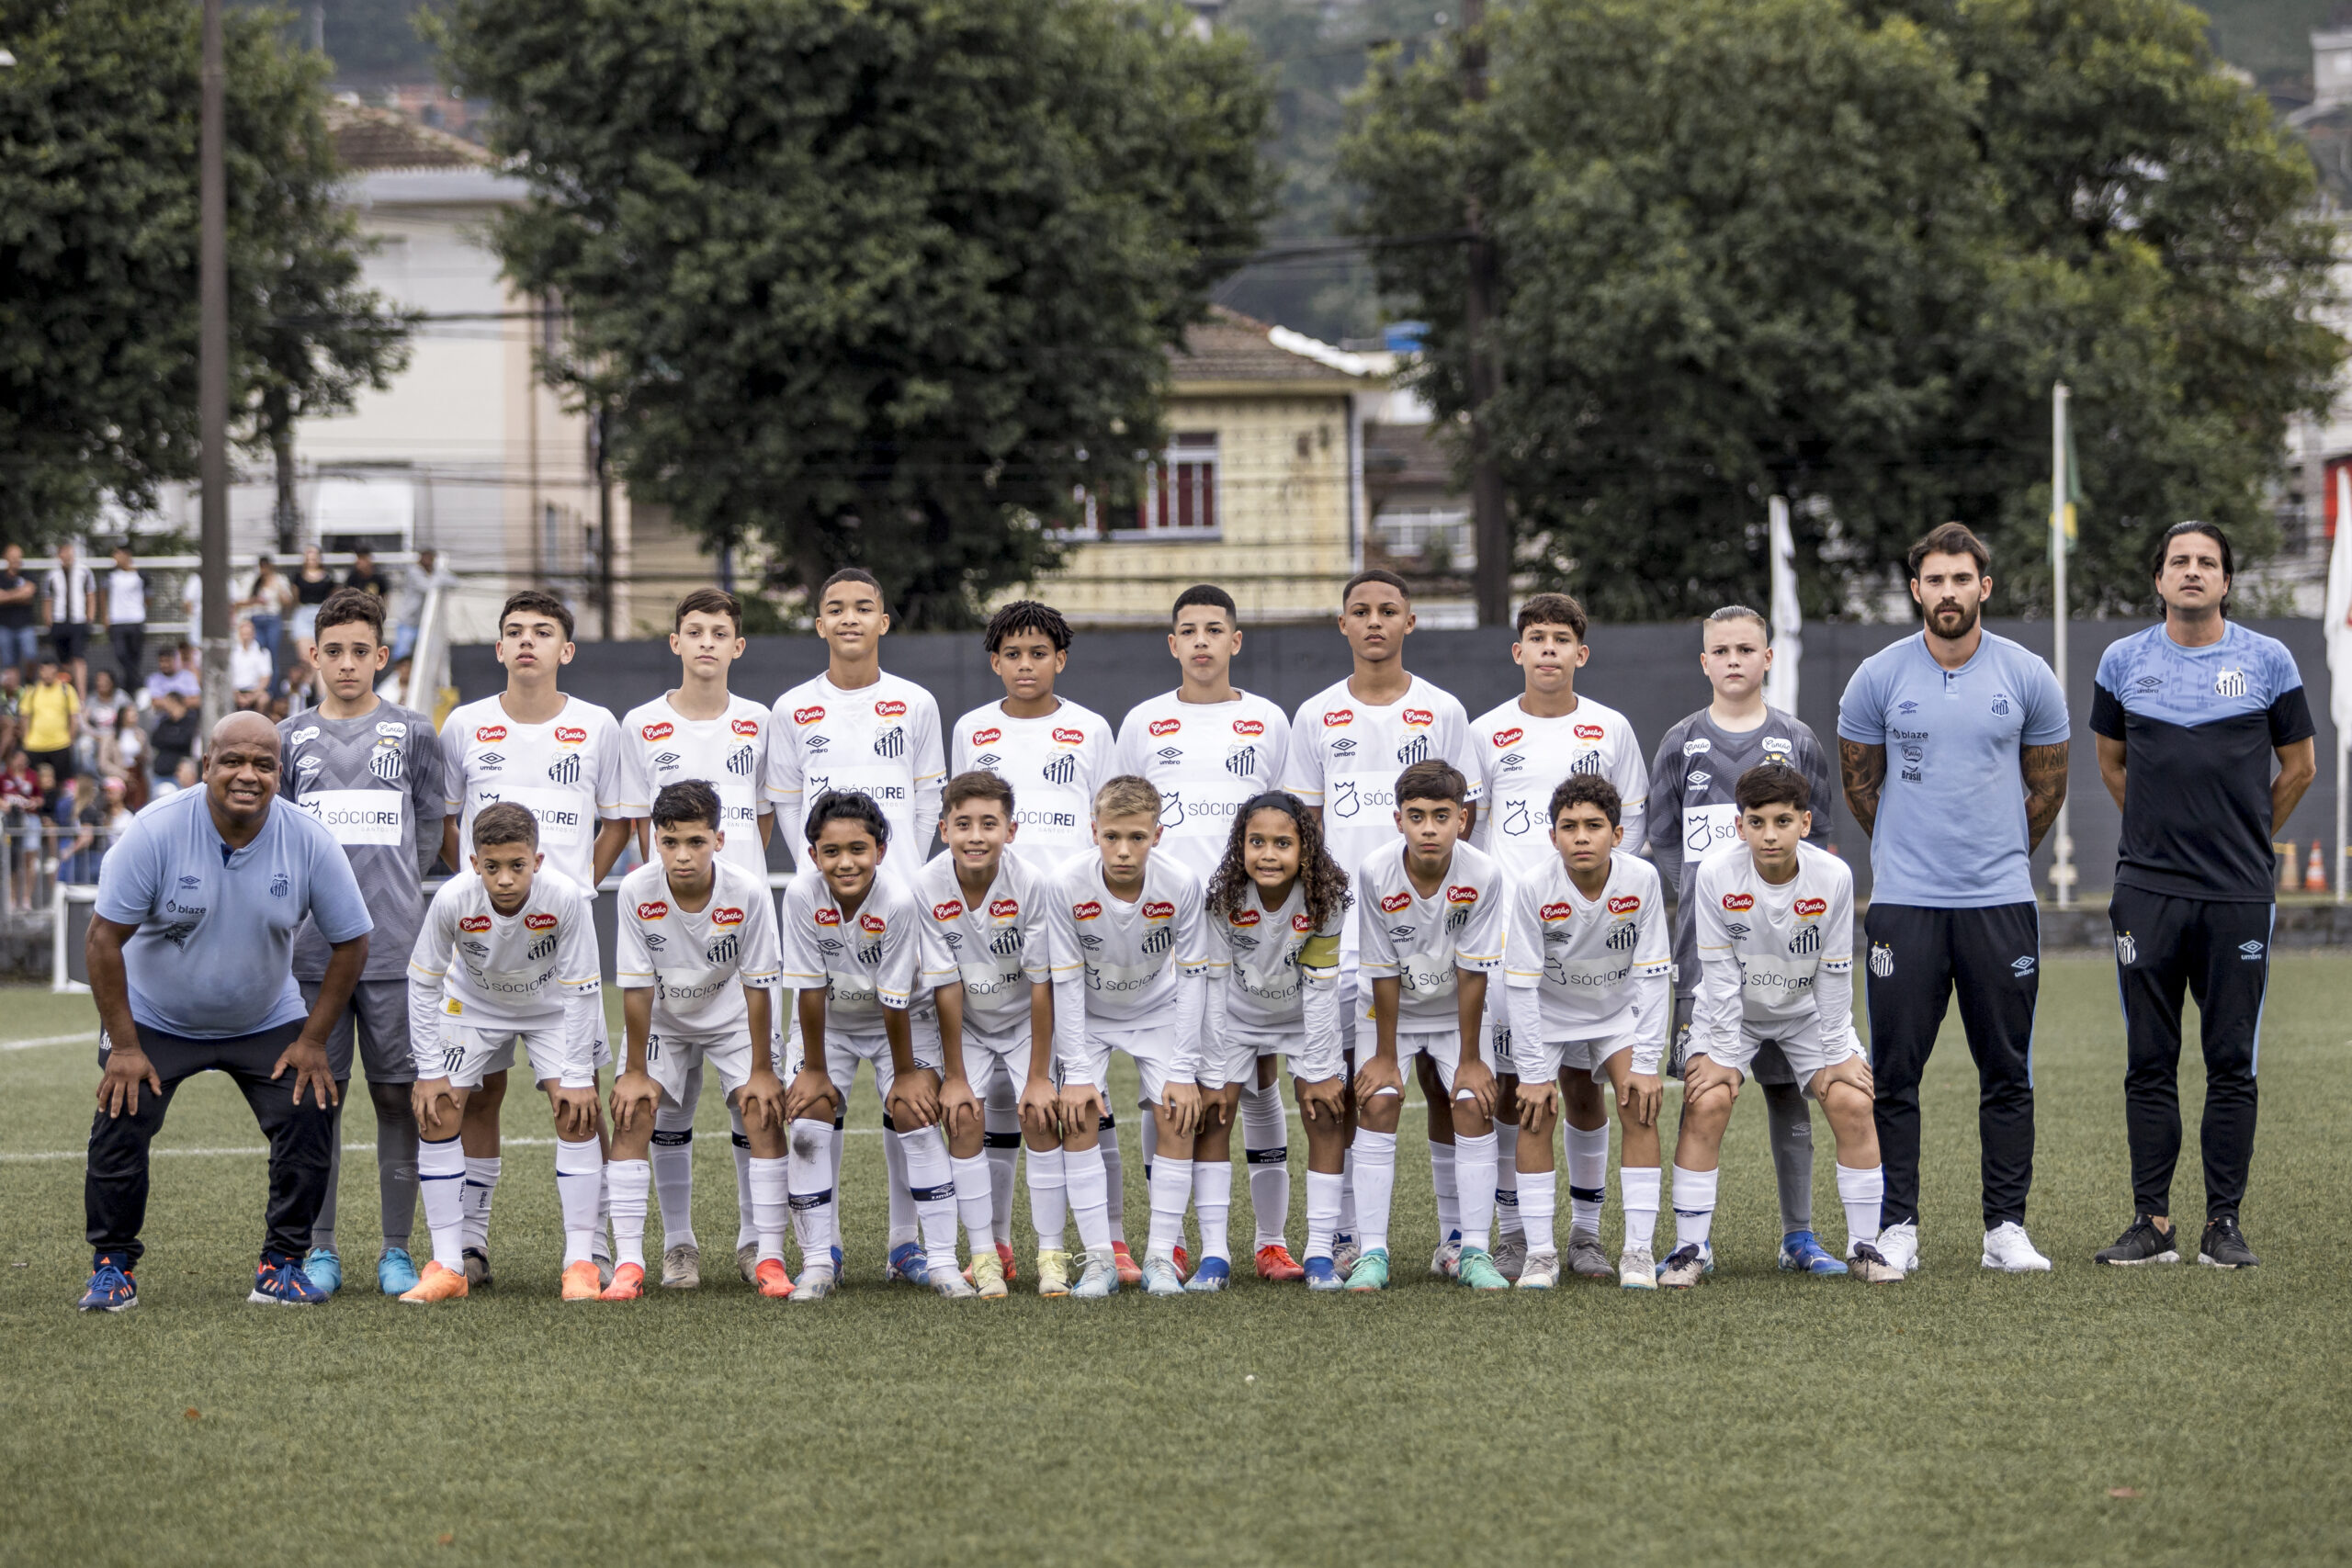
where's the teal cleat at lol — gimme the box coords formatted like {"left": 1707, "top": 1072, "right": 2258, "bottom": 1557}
{"left": 1141, "top": 1255, "right": 1186, "bottom": 1296}
{"left": 1456, "top": 1246, "right": 1510, "bottom": 1292}
{"left": 300, "top": 1247, "right": 343, "bottom": 1296}
{"left": 377, "top": 1247, "right": 421, "bottom": 1296}
{"left": 1343, "top": 1247, "right": 1390, "bottom": 1292}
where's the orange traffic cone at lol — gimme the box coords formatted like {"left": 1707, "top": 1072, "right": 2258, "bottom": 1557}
{"left": 2307, "top": 842, "right": 2329, "bottom": 894}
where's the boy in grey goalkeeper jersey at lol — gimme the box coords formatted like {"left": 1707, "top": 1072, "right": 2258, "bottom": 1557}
{"left": 1644, "top": 605, "right": 1845, "bottom": 1276}
{"left": 277, "top": 587, "right": 447, "bottom": 1298}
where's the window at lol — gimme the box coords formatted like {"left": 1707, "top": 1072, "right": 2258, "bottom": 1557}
{"left": 1116, "top": 432, "right": 1219, "bottom": 538}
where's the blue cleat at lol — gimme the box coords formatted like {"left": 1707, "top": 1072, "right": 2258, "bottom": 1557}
{"left": 1183, "top": 1256, "right": 1231, "bottom": 1293}
{"left": 1303, "top": 1256, "right": 1343, "bottom": 1292}
{"left": 1778, "top": 1230, "right": 1849, "bottom": 1277}
{"left": 301, "top": 1247, "right": 343, "bottom": 1296}
{"left": 377, "top": 1247, "right": 421, "bottom": 1296}
{"left": 250, "top": 1252, "right": 328, "bottom": 1306}
{"left": 831, "top": 1244, "right": 843, "bottom": 1272}
{"left": 77, "top": 1257, "right": 137, "bottom": 1313}
{"left": 886, "top": 1241, "right": 931, "bottom": 1286}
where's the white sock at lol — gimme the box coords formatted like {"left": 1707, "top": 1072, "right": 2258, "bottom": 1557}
{"left": 903, "top": 1128, "right": 961, "bottom": 1277}
{"left": 418, "top": 1134, "right": 467, "bottom": 1272}
{"left": 1494, "top": 1122, "right": 1521, "bottom": 1241}
{"left": 884, "top": 1122, "right": 919, "bottom": 1248}
{"left": 729, "top": 1106, "right": 756, "bottom": 1249}
{"left": 787, "top": 1118, "right": 837, "bottom": 1269}
{"left": 460, "top": 1155, "right": 501, "bottom": 1254}
{"left": 1838, "top": 1163, "right": 1884, "bottom": 1251}
{"left": 953, "top": 1153, "right": 996, "bottom": 1253}
{"left": 1099, "top": 1115, "right": 1125, "bottom": 1241}
{"left": 1305, "top": 1170, "right": 1343, "bottom": 1261}
{"left": 606, "top": 1157, "right": 650, "bottom": 1269}
{"left": 1621, "top": 1165, "right": 1661, "bottom": 1250}
{"left": 1240, "top": 1080, "right": 1290, "bottom": 1249}
{"left": 1455, "top": 1131, "right": 1498, "bottom": 1252}
{"left": 1338, "top": 1145, "right": 1357, "bottom": 1239}
{"left": 654, "top": 1068, "right": 700, "bottom": 1250}
{"left": 1671, "top": 1164, "right": 1718, "bottom": 1252}
{"left": 1148, "top": 1156, "right": 1193, "bottom": 1261}
{"left": 1193, "top": 1160, "right": 1233, "bottom": 1263}
{"left": 1520, "top": 1167, "right": 1558, "bottom": 1253}
{"left": 1026, "top": 1145, "right": 1069, "bottom": 1250}
{"left": 985, "top": 1083, "right": 1021, "bottom": 1247}
{"left": 1566, "top": 1122, "right": 1610, "bottom": 1235}
{"left": 1430, "top": 1138, "right": 1460, "bottom": 1238}
{"left": 749, "top": 1156, "right": 788, "bottom": 1265}
{"left": 554, "top": 1137, "right": 605, "bottom": 1267}
{"left": 1065, "top": 1143, "right": 1112, "bottom": 1253}
{"left": 1352, "top": 1130, "right": 1397, "bottom": 1257}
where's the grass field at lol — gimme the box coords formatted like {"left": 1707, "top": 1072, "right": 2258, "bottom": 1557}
{"left": 5, "top": 956, "right": 2350, "bottom": 1567}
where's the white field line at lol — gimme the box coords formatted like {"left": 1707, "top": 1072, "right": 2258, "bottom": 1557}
{"left": 1, "top": 1032, "right": 98, "bottom": 1052}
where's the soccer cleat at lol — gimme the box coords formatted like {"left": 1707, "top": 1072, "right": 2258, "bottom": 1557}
{"left": 1491, "top": 1236, "right": 1528, "bottom": 1282}
{"left": 1111, "top": 1240, "right": 1143, "bottom": 1285}
{"left": 934, "top": 1267, "right": 978, "bottom": 1300}
{"left": 1456, "top": 1246, "right": 1510, "bottom": 1292}
{"left": 2198, "top": 1216, "right": 2260, "bottom": 1269}
{"left": 399, "top": 1260, "right": 469, "bottom": 1303}
{"left": 599, "top": 1262, "right": 646, "bottom": 1302}
{"left": 662, "top": 1243, "right": 702, "bottom": 1290}
{"left": 1072, "top": 1248, "right": 1120, "bottom": 1299}
{"left": 594, "top": 1251, "right": 615, "bottom": 1290}
{"left": 1184, "top": 1257, "right": 1232, "bottom": 1293}
{"left": 794, "top": 1265, "right": 837, "bottom": 1301}
{"left": 1981, "top": 1222, "right": 2052, "bottom": 1273}
{"left": 886, "top": 1242, "right": 932, "bottom": 1286}
{"left": 1344, "top": 1248, "right": 1391, "bottom": 1292}
{"left": 1332, "top": 1234, "right": 1362, "bottom": 1276}
{"left": 301, "top": 1247, "right": 343, "bottom": 1296}
{"left": 1618, "top": 1245, "right": 1657, "bottom": 1291}
{"left": 754, "top": 1258, "right": 796, "bottom": 1299}
{"left": 2095, "top": 1216, "right": 2181, "bottom": 1267}
{"left": 1303, "top": 1256, "right": 1343, "bottom": 1292}
{"left": 737, "top": 1242, "right": 758, "bottom": 1284}
{"left": 1875, "top": 1221, "right": 1919, "bottom": 1274}
{"left": 1174, "top": 1244, "right": 1192, "bottom": 1275}
{"left": 1430, "top": 1230, "right": 1463, "bottom": 1279}
{"left": 1516, "top": 1248, "right": 1560, "bottom": 1290}
{"left": 1656, "top": 1244, "right": 1709, "bottom": 1289}
{"left": 1566, "top": 1229, "right": 1614, "bottom": 1280}
{"left": 1254, "top": 1243, "right": 1306, "bottom": 1281}
{"left": 560, "top": 1260, "right": 604, "bottom": 1302}
{"left": 1778, "top": 1229, "right": 1850, "bottom": 1277}
{"left": 77, "top": 1258, "right": 137, "bottom": 1313}
{"left": 1141, "top": 1254, "right": 1186, "bottom": 1296}
{"left": 462, "top": 1247, "right": 494, "bottom": 1290}
{"left": 1849, "top": 1243, "right": 1904, "bottom": 1283}
{"left": 377, "top": 1247, "right": 421, "bottom": 1297}
{"left": 1035, "top": 1248, "right": 1071, "bottom": 1298}
{"left": 970, "top": 1248, "right": 1009, "bottom": 1299}
{"left": 250, "top": 1254, "right": 327, "bottom": 1306}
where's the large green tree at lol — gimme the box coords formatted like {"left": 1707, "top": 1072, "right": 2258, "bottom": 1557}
{"left": 0, "top": 0, "right": 413, "bottom": 544}
{"left": 1343, "top": 0, "right": 2343, "bottom": 619}
{"left": 445, "top": 0, "right": 1273, "bottom": 627}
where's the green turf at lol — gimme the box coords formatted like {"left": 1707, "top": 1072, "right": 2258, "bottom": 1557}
{"left": 5, "top": 958, "right": 2350, "bottom": 1567}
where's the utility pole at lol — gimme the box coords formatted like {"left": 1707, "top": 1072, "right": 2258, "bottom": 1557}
{"left": 594, "top": 404, "right": 615, "bottom": 640}
{"left": 2048, "top": 381, "right": 2075, "bottom": 909}
{"left": 198, "top": 0, "right": 232, "bottom": 731}
{"left": 1460, "top": 0, "right": 1509, "bottom": 626}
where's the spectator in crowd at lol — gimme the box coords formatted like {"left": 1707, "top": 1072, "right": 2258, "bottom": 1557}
{"left": 2, "top": 750, "right": 40, "bottom": 908}
{"left": 98, "top": 707, "right": 149, "bottom": 809}
{"left": 230, "top": 619, "right": 274, "bottom": 698}
{"left": 377, "top": 656, "right": 413, "bottom": 706}
{"left": 28, "top": 761, "right": 59, "bottom": 894}
{"left": 0, "top": 664, "right": 23, "bottom": 761}
{"left": 278, "top": 653, "right": 322, "bottom": 714}
{"left": 240, "top": 556, "right": 293, "bottom": 693}
{"left": 22, "top": 659, "right": 80, "bottom": 782}
{"left": 343, "top": 547, "right": 389, "bottom": 600}
{"left": 390, "top": 548, "right": 455, "bottom": 664}
{"left": 147, "top": 692, "right": 200, "bottom": 792}
{"left": 0, "top": 545, "right": 41, "bottom": 673}
{"left": 42, "top": 540, "right": 98, "bottom": 694}
{"left": 83, "top": 669, "right": 132, "bottom": 739}
{"left": 180, "top": 570, "right": 202, "bottom": 645}
{"left": 104, "top": 545, "right": 151, "bottom": 687}
{"left": 292, "top": 546, "right": 335, "bottom": 649}
{"left": 61, "top": 773, "right": 123, "bottom": 885}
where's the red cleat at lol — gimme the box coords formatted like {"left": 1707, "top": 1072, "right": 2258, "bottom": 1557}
{"left": 1255, "top": 1243, "right": 1306, "bottom": 1281}
{"left": 1111, "top": 1240, "right": 1142, "bottom": 1285}
{"left": 997, "top": 1240, "right": 1018, "bottom": 1284}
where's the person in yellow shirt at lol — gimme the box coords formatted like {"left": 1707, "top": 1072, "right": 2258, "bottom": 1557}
{"left": 22, "top": 659, "right": 80, "bottom": 780}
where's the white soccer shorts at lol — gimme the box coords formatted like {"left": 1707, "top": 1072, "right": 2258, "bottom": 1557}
{"left": 644, "top": 1027, "right": 771, "bottom": 1107}
{"left": 1509, "top": 1027, "right": 1639, "bottom": 1085}
{"left": 1055, "top": 1022, "right": 1186, "bottom": 1105}
{"left": 1701, "top": 1023, "right": 1865, "bottom": 1099}
{"left": 786, "top": 1013, "right": 944, "bottom": 1105}
{"left": 430, "top": 1021, "right": 591, "bottom": 1091}
{"left": 957, "top": 1021, "right": 1035, "bottom": 1100}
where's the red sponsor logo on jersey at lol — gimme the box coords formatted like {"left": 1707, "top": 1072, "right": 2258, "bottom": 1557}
{"left": 1232, "top": 718, "right": 1264, "bottom": 738}
{"left": 711, "top": 907, "right": 744, "bottom": 928}
{"left": 1721, "top": 893, "right": 1755, "bottom": 912}
{"left": 970, "top": 728, "right": 1001, "bottom": 748}
{"left": 1072, "top": 900, "right": 1102, "bottom": 920}
{"left": 730, "top": 717, "right": 760, "bottom": 738}
{"left": 458, "top": 915, "right": 492, "bottom": 933}
{"left": 634, "top": 901, "right": 669, "bottom": 921}
{"left": 1540, "top": 900, "right": 1575, "bottom": 922}
{"left": 525, "top": 912, "right": 558, "bottom": 931}
{"left": 932, "top": 899, "right": 966, "bottom": 922}
{"left": 814, "top": 908, "right": 842, "bottom": 927}
{"left": 1574, "top": 724, "right": 1604, "bottom": 741}
{"left": 989, "top": 897, "right": 1020, "bottom": 920}
{"left": 1492, "top": 728, "right": 1523, "bottom": 748}
{"left": 474, "top": 726, "right": 506, "bottom": 744}
{"left": 1608, "top": 894, "right": 1641, "bottom": 915}
{"left": 794, "top": 706, "right": 826, "bottom": 727}
{"left": 1794, "top": 897, "right": 1827, "bottom": 918}
{"left": 1323, "top": 708, "right": 1353, "bottom": 728}
{"left": 874, "top": 700, "right": 907, "bottom": 719}
{"left": 554, "top": 727, "right": 586, "bottom": 747}
{"left": 1402, "top": 708, "right": 1433, "bottom": 728}
{"left": 858, "top": 912, "right": 887, "bottom": 934}
{"left": 1445, "top": 885, "right": 1479, "bottom": 906}
{"left": 1142, "top": 900, "right": 1174, "bottom": 920}
{"left": 1379, "top": 890, "right": 1410, "bottom": 913}
{"left": 1149, "top": 717, "right": 1182, "bottom": 738}
{"left": 1229, "top": 909, "right": 1261, "bottom": 928}
{"left": 1051, "top": 728, "right": 1085, "bottom": 746}
{"left": 639, "top": 721, "right": 673, "bottom": 743}
{"left": 1292, "top": 912, "right": 1314, "bottom": 933}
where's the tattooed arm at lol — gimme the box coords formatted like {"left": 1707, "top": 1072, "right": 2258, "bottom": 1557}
{"left": 2020, "top": 740, "right": 2069, "bottom": 852}
{"left": 1838, "top": 739, "right": 1887, "bottom": 840}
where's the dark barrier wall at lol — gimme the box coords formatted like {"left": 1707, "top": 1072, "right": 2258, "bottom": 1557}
{"left": 455, "top": 616, "right": 2345, "bottom": 903}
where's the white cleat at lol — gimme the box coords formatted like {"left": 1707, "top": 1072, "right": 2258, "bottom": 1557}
{"left": 1515, "top": 1247, "right": 1559, "bottom": 1290}
{"left": 1071, "top": 1247, "right": 1120, "bottom": 1299}
{"left": 792, "top": 1265, "right": 837, "bottom": 1301}
{"left": 1981, "top": 1222, "right": 2052, "bottom": 1273}
{"left": 1849, "top": 1243, "right": 1905, "bottom": 1283}
{"left": 1331, "top": 1235, "right": 1362, "bottom": 1276}
{"left": 1140, "top": 1254, "right": 1186, "bottom": 1297}
{"left": 933, "top": 1268, "right": 978, "bottom": 1300}
{"left": 1430, "top": 1232, "right": 1462, "bottom": 1280}
{"left": 662, "top": 1243, "right": 701, "bottom": 1290}
{"left": 1876, "top": 1220, "right": 1920, "bottom": 1274}
{"left": 1491, "top": 1236, "right": 1528, "bottom": 1282}
{"left": 1618, "top": 1244, "right": 1657, "bottom": 1290}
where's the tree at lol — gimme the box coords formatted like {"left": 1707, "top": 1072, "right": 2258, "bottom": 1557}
{"left": 445, "top": 0, "right": 1274, "bottom": 627}
{"left": 0, "top": 0, "right": 413, "bottom": 545}
{"left": 1342, "top": 0, "right": 2343, "bottom": 619}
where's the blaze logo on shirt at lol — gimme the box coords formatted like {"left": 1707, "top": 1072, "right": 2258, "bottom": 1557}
{"left": 875, "top": 700, "right": 908, "bottom": 718}
{"left": 858, "top": 912, "right": 887, "bottom": 934}
{"left": 635, "top": 901, "right": 670, "bottom": 921}
{"left": 1492, "top": 728, "right": 1524, "bottom": 748}
{"left": 1794, "top": 897, "right": 1827, "bottom": 918}
{"left": 1445, "top": 886, "right": 1478, "bottom": 906}
{"left": 1574, "top": 724, "right": 1604, "bottom": 741}
{"left": 1721, "top": 893, "right": 1755, "bottom": 911}
{"left": 710, "top": 907, "right": 744, "bottom": 928}
{"left": 1323, "top": 708, "right": 1353, "bottom": 728}
{"left": 794, "top": 706, "right": 826, "bottom": 726}
{"left": 1292, "top": 912, "right": 1314, "bottom": 933}
{"left": 1229, "top": 909, "right": 1261, "bottom": 928}
{"left": 474, "top": 726, "right": 507, "bottom": 744}
{"left": 1607, "top": 894, "right": 1641, "bottom": 915}
{"left": 1379, "top": 890, "right": 1411, "bottom": 913}
{"left": 814, "top": 908, "right": 842, "bottom": 927}
{"left": 525, "top": 912, "right": 558, "bottom": 931}
{"left": 1402, "top": 708, "right": 1433, "bottom": 728}
{"left": 1072, "top": 900, "right": 1103, "bottom": 920}
{"left": 1142, "top": 900, "right": 1174, "bottom": 920}
{"left": 640, "top": 721, "right": 674, "bottom": 742}
{"left": 1540, "top": 900, "right": 1575, "bottom": 922}
{"left": 1149, "top": 717, "right": 1182, "bottom": 738}
{"left": 554, "top": 726, "right": 587, "bottom": 747}
{"left": 1232, "top": 719, "right": 1264, "bottom": 738}
{"left": 970, "top": 728, "right": 1001, "bottom": 748}
{"left": 1052, "top": 728, "right": 1085, "bottom": 746}
{"left": 731, "top": 717, "right": 761, "bottom": 737}
{"left": 932, "top": 899, "right": 966, "bottom": 922}
{"left": 989, "top": 898, "right": 1020, "bottom": 919}
{"left": 458, "top": 915, "right": 492, "bottom": 933}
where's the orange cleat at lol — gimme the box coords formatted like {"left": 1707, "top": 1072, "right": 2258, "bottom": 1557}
{"left": 560, "top": 1259, "right": 603, "bottom": 1301}
{"left": 1175, "top": 1243, "right": 1191, "bottom": 1275}
{"left": 399, "top": 1260, "right": 469, "bottom": 1303}
{"left": 599, "top": 1262, "right": 645, "bottom": 1301}
{"left": 1255, "top": 1243, "right": 1306, "bottom": 1281}
{"left": 1111, "top": 1240, "right": 1142, "bottom": 1285}
{"left": 754, "top": 1258, "right": 796, "bottom": 1299}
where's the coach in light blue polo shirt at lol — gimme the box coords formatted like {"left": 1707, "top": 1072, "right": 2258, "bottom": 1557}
{"left": 75, "top": 711, "right": 373, "bottom": 1313}
{"left": 1837, "top": 522, "right": 2072, "bottom": 1277}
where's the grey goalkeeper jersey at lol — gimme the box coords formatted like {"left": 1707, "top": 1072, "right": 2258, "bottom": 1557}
{"left": 278, "top": 701, "right": 447, "bottom": 981}
{"left": 1645, "top": 706, "right": 1834, "bottom": 998}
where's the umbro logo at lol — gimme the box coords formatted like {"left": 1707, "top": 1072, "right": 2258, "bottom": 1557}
{"left": 2134, "top": 675, "right": 2163, "bottom": 691}
{"left": 975, "top": 752, "right": 1002, "bottom": 769}
{"left": 652, "top": 751, "right": 681, "bottom": 770}
{"left": 2010, "top": 955, "right": 2036, "bottom": 977}
{"left": 1156, "top": 747, "right": 1182, "bottom": 763}
{"left": 2238, "top": 940, "right": 2266, "bottom": 961}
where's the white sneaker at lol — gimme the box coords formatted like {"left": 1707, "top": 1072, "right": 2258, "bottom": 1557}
{"left": 1876, "top": 1220, "right": 1920, "bottom": 1273}
{"left": 1981, "top": 1222, "right": 2052, "bottom": 1272}
{"left": 1618, "top": 1244, "right": 1657, "bottom": 1290}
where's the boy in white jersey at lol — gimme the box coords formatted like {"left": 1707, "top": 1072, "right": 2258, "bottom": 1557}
{"left": 435, "top": 591, "right": 631, "bottom": 1288}
{"left": 619, "top": 587, "right": 776, "bottom": 1291}
{"left": 1347, "top": 761, "right": 1510, "bottom": 1292}
{"left": 778, "top": 790, "right": 971, "bottom": 1300}
{"left": 1202, "top": 792, "right": 1351, "bottom": 1289}
{"left": 604, "top": 783, "right": 790, "bottom": 1301}
{"left": 1046, "top": 775, "right": 1214, "bottom": 1299}
{"left": 916, "top": 772, "right": 1057, "bottom": 1296}
{"left": 1501, "top": 775, "right": 1671, "bottom": 1290}
{"left": 1667, "top": 763, "right": 1899, "bottom": 1286}
{"left": 948, "top": 600, "right": 1114, "bottom": 1270}
{"left": 398, "top": 805, "right": 606, "bottom": 1303}
{"left": 1468, "top": 591, "right": 1648, "bottom": 1280}
{"left": 1283, "top": 568, "right": 1481, "bottom": 1280}
{"left": 765, "top": 568, "right": 945, "bottom": 1285}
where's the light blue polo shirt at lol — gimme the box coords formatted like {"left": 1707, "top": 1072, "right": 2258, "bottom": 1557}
{"left": 97, "top": 787, "right": 373, "bottom": 1040}
{"left": 1837, "top": 630, "right": 2071, "bottom": 908}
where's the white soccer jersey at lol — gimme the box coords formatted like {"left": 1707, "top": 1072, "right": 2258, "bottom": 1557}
{"left": 913, "top": 850, "right": 1053, "bottom": 1041}
{"left": 1110, "top": 690, "right": 1293, "bottom": 881}
{"left": 949, "top": 698, "right": 1114, "bottom": 865}
{"left": 1046, "top": 853, "right": 1211, "bottom": 1031}
{"left": 1355, "top": 839, "right": 1508, "bottom": 1035}
{"left": 618, "top": 694, "right": 773, "bottom": 880}
{"left": 406, "top": 868, "right": 603, "bottom": 1084}
{"left": 1502, "top": 849, "right": 1671, "bottom": 1065}
{"left": 764, "top": 671, "right": 944, "bottom": 855}
{"left": 1467, "top": 695, "right": 1649, "bottom": 877}
{"left": 1283, "top": 674, "right": 1481, "bottom": 887}
{"left": 614, "top": 859, "right": 783, "bottom": 1037}
{"left": 776, "top": 866, "right": 933, "bottom": 1033}
{"left": 439, "top": 695, "right": 628, "bottom": 893}
{"left": 1690, "top": 840, "right": 1855, "bottom": 1056}
{"left": 1206, "top": 878, "right": 1347, "bottom": 1035}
